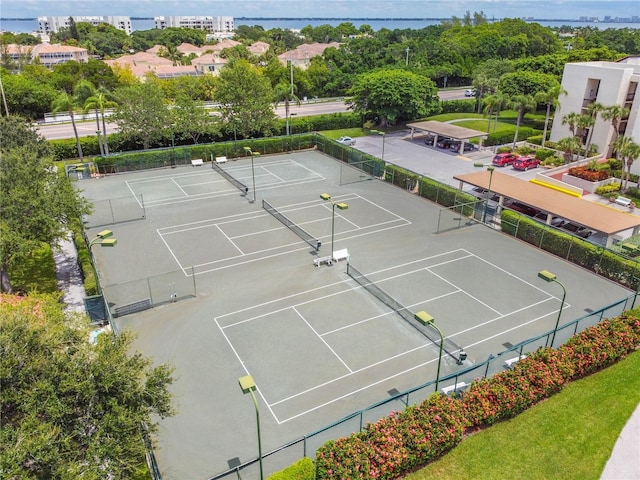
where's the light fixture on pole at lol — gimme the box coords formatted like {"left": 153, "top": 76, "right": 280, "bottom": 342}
{"left": 473, "top": 162, "right": 495, "bottom": 223}
{"left": 320, "top": 193, "right": 348, "bottom": 259}
{"left": 238, "top": 375, "right": 263, "bottom": 480}
{"left": 371, "top": 130, "right": 386, "bottom": 162}
{"left": 537, "top": 270, "right": 567, "bottom": 347}
{"left": 89, "top": 230, "right": 117, "bottom": 295}
{"left": 414, "top": 311, "right": 443, "bottom": 392}
{"left": 243, "top": 147, "right": 260, "bottom": 203}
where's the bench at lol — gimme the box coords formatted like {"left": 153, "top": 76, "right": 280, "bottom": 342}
{"left": 215, "top": 156, "right": 228, "bottom": 164}
{"left": 191, "top": 159, "right": 204, "bottom": 167}
{"left": 441, "top": 382, "right": 468, "bottom": 395}
{"left": 615, "top": 196, "right": 632, "bottom": 207}
{"left": 504, "top": 355, "right": 527, "bottom": 368}
{"left": 332, "top": 248, "right": 349, "bottom": 263}
{"left": 313, "top": 255, "right": 333, "bottom": 267}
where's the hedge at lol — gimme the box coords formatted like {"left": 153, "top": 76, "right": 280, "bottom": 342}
{"left": 440, "top": 99, "right": 476, "bottom": 114}
{"left": 485, "top": 127, "right": 537, "bottom": 147}
{"left": 267, "top": 457, "right": 315, "bottom": 480}
{"left": 315, "top": 309, "right": 640, "bottom": 479}
{"left": 500, "top": 210, "right": 640, "bottom": 289}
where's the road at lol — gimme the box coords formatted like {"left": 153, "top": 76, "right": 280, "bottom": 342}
{"left": 36, "top": 89, "right": 469, "bottom": 140}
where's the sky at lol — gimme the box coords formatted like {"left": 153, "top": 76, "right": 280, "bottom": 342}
{"left": 2, "top": 0, "right": 639, "bottom": 20}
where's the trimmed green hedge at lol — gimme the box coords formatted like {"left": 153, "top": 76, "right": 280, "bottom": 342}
{"left": 267, "top": 457, "right": 315, "bottom": 480}
{"left": 485, "top": 127, "right": 537, "bottom": 147}
{"left": 440, "top": 99, "right": 476, "bottom": 114}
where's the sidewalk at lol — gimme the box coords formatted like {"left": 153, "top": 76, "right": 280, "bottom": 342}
{"left": 53, "top": 231, "right": 86, "bottom": 314}
{"left": 600, "top": 402, "right": 640, "bottom": 479}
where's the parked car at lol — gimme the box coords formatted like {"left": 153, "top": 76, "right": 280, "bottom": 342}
{"left": 534, "top": 212, "right": 564, "bottom": 226}
{"left": 492, "top": 153, "right": 517, "bottom": 167}
{"left": 559, "top": 221, "right": 594, "bottom": 238}
{"left": 336, "top": 136, "right": 356, "bottom": 146}
{"left": 450, "top": 142, "right": 475, "bottom": 152}
{"left": 512, "top": 156, "right": 540, "bottom": 171}
{"left": 436, "top": 138, "right": 455, "bottom": 149}
{"left": 465, "top": 88, "right": 476, "bottom": 97}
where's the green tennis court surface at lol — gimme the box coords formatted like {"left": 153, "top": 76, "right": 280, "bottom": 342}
{"left": 80, "top": 151, "right": 631, "bottom": 479}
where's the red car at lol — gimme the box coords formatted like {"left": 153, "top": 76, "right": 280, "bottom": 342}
{"left": 512, "top": 156, "right": 541, "bottom": 171}
{"left": 492, "top": 153, "right": 517, "bottom": 167}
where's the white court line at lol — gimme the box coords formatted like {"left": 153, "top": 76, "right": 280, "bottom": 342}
{"left": 156, "top": 228, "right": 187, "bottom": 275}
{"left": 261, "top": 165, "right": 286, "bottom": 183}
{"left": 216, "top": 225, "right": 244, "bottom": 255}
{"left": 426, "top": 268, "right": 504, "bottom": 316}
{"left": 292, "top": 306, "right": 353, "bottom": 373}
{"left": 171, "top": 178, "right": 189, "bottom": 197}
{"left": 125, "top": 181, "right": 144, "bottom": 208}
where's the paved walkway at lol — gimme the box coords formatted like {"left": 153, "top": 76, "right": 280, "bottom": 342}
{"left": 601, "top": 402, "right": 640, "bottom": 479}
{"left": 53, "top": 231, "right": 86, "bottom": 313}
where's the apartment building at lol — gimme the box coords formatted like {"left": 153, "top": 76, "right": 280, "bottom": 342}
{"left": 3, "top": 43, "right": 88, "bottom": 67}
{"left": 37, "top": 16, "right": 133, "bottom": 35}
{"left": 153, "top": 16, "right": 234, "bottom": 33}
{"left": 550, "top": 57, "right": 640, "bottom": 157}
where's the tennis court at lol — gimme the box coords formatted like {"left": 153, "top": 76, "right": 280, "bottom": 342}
{"left": 80, "top": 150, "right": 631, "bottom": 479}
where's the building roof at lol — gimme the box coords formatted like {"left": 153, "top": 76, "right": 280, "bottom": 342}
{"left": 248, "top": 41, "right": 270, "bottom": 55}
{"left": 407, "top": 120, "right": 488, "bottom": 140}
{"left": 454, "top": 171, "right": 640, "bottom": 235}
{"left": 278, "top": 42, "right": 340, "bottom": 61}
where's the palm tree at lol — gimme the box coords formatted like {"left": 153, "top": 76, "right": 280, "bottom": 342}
{"left": 602, "top": 104, "right": 630, "bottom": 155}
{"left": 534, "top": 84, "right": 566, "bottom": 147}
{"left": 506, "top": 94, "right": 536, "bottom": 149}
{"left": 482, "top": 93, "right": 505, "bottom": 135}
{"left": 613, "top": 135, "right": 640, "bottom": 191}
{"left": 51, "top": 92, "right": 83, "bottom": 160}
{"left": 273, "top": 81, "right": 300, "bottom": 136}
{"left": 84, "top": 88, "right": 117, "bottom": 155}
{"left": 583, "top": 101, "right": 605, "bottom": 158}
{"left": 561, "top": 111, "right": 581, "bottom": 138}
{"left": 576, "top": 114, "right": 595, "bottom": 160}
{"left": 557, "top": 136, "right": 582, "bottom": 163}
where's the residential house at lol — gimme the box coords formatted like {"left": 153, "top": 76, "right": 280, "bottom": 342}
{"left": 3, "top": 43, "right": 88, "bottom": 68}
{"left": 277, "top": 42, "right": 341, "bottom": 70}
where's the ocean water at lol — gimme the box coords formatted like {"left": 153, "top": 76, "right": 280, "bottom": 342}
{"left": 1, "top": 17, "right": 638, "bottom": 34}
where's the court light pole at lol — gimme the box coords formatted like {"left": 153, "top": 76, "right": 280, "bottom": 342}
{"left": 89, "top": 230, "right": 117, "bottom": 295}
{"left": 243, "top": 147, "right": 260, "bottom": 203}
{"left": 320, "top": 193, "right": 348, "bottom": 259}
{"left": 473, "top": 162, "right": 495, "bottom": 224}
{"left": 538, "top": 270, "right": 567, "bottom": 348}
{"left": 238, "top": 375, "right": 263, "bottom": 480}
{"left": 372, "top": 130, "right": 386, "bottom": 162}
{"left": 414, "top": 311, "right": 443, "bottom": 392}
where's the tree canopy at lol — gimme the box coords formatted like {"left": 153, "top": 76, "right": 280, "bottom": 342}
{"left": 0, "top": 116, "right": 92, "bottom": 292}
{"left": 0, "top": 294, "right": 174, "bottom": 478}
{"left": 348, "top": 69, "right": 441, "bottom": 125}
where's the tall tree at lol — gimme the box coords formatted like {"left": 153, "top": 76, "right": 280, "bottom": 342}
{"left": 273, "top": 80, "right": 300, "bottom": 136}
{"left": 534, "top": 83, "right": 566, "bottom": 147}
{"left": 348, "top": 69, "right": 440, "bottom": 126}
{"left": 506, "top": 93, "right": 536, "bottom": 148}
{"left": 51, "top": 91, "right": 83, "bottom": 159}
{"left": 111, "top": 82, "right": 171, "bottom": 149}
{"left": 561, "top": 111, "right": 582, "bottom": 138}
{"left": 601, "top": 104, "right": 630, "bottom": 154}
{"left": 84, "top": 88, "right": 117, "bottom": 155}
{"left": 214, "top": 58, "right": 276, "bottom": 139}
{"left": 613, "top": 135, "right": 640, "bottom": 191}
{"left": 583, "top": 101, "right": 605, "bottom": 157}
{"left": 1, "top": 294, "right": 174, "bottom": 478}
{"left": 171, "top": 93, "right": 220, "bottom": 144}
{"left": 482, "top": 92, "right": 505, "bottom": 134}
{"left": 0, "top": 116, "right": 92, "bottom": 292}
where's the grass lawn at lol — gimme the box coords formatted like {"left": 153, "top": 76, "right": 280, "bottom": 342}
{"left": 9, "top": 243, "right": 59, "bottom": 294}
{"left": 405, "top": 350, "right": 640, "bottom": 480}
{"left": 321, "top": 128, "right": 368, "bottom": 140}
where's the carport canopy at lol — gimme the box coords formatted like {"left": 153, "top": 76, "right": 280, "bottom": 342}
{"left": 407, "top": 121, "right": 489, "bottom": 154}
{"left": 454, "top": 171, "right": 640, "bottom": 246}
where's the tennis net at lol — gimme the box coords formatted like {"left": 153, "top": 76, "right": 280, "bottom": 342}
{"left": 262, "top": 199, "right": 321, "bottom": 251}
{"left": 212, "top": 161, "right": 249, "bottom": 195}
{"left": 347, "top": 263, "right": 464, "bottom": 361}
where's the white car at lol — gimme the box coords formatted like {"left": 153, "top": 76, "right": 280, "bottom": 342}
{"left": 336, "top": 136, "right": 356, "bottom": 146}
{"left": 465, "top": 89, "right": 476, "bottom": 97}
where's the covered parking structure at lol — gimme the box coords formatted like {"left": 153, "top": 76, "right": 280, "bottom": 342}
{"left": 454, "top": 171, "right": 640, "bottom": 247}
{"left": 407, "top": 120, "right": 489, "bottom": 154}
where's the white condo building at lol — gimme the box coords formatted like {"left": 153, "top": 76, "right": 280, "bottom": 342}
{"left": 154, "top": 16, "right": 234, "bottom": 33}
{"left": 550, "top": 57, "right": 640, "bottom": 158}
{"left": 38, "top": 16, "right": 133, "bottom": 35}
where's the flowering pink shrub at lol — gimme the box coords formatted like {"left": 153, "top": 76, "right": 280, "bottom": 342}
{"left": 315, "top": 310, "right": 640, "bottom": 479}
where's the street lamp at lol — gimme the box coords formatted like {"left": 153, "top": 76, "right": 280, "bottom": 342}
{"left": 89, "top": 230, "right": 117, "bottom": 295}
{"left": 414, "top": 311, "right": 443, "bottom": 392}
{"left": 243, "top": 147, "right": 260, "bottom": 203}
{"left": 238, "top": 375, "right": 263, "bottom": 480}
{"left": 320, "top": 193, "right": 348, "bottom": 259}
{"left": 538, "top": 270, "right": 567, "bottom": 348}
{"left": 474, "top": 162, "right": 495, "bottom": 223}
{"left": 371, "top": 130, "right": 386, "bottom": 162}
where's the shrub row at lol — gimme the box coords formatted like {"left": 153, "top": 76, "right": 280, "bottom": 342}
{"left": 595, "top": 182, "right": 622, "bottom": 195}
{"left": 485, "top": 127, "right": 538, "bottom": 147}
{"left": 440, "top": 99, "right": 476, "bottom": 114}
{"left": 314, "top": 310, "right": 640, "bottom": 479}
{"left": 568, "top": 166, "right": 609, "bottom": 182}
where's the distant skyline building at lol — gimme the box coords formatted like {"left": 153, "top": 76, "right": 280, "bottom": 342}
{"left": 153, "top": 16, "right": 234, "bottom": 33}
{"left": 37, "top": 16, "right": 132, "bottom": 35}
